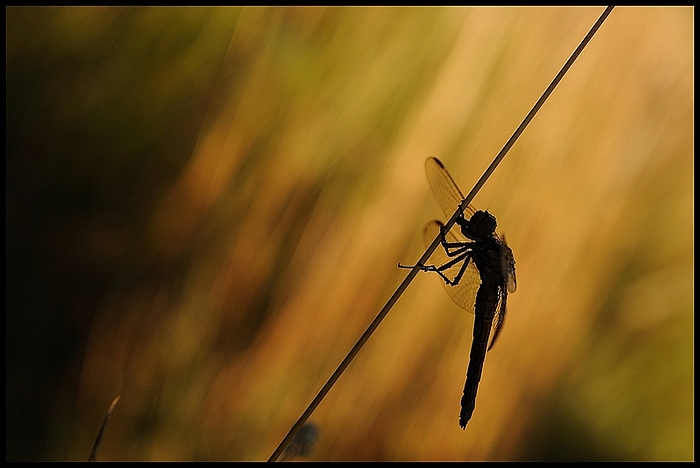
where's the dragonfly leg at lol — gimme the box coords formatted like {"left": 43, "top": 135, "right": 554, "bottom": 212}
{"left": 398, "top": 228, "right": 474, "bottom": 283}
{"left": 398, "top": 252, "right": 464, "bottom": 283}
{"left": 425, "top": 266, "right": 459, "bottom": 286}
{"left": 424, "top": 251, "right": 472, "bottom": 286}
{"left": 441, "top": 240, "right": 471, "bottom": 258}
{"left": 397, "top": 253, "right": 463, "bottom": 273}
{"left": 438, "top": 229, "right": 474, "bottom": 258}
{"left": 397, "top": 240, "right": 470, "bottom": 270}
{"left": 447, "top": 252, "right": 473, "bottom": 286}
{"left": 399, "top": 248, "right": 473, "bottom": 286}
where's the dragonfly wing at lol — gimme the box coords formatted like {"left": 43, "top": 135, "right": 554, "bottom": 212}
{"left": 425, "top": 157, "right": 476, "bottom": 221}
{"left": 489, "top": 236, "right": 515, "bottom": 350}
{"left": 488, "top": 288, "right": 507, "bottom": 350}
{"left": 423, "top": 220, "right": 481, "bottom": 315}
{"left": 500, "top": 234, "right": 517, "bottom": 293}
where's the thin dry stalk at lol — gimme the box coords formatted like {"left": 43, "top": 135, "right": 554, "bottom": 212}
{"left": 88, "top": 395, "right": 121, "bottom": 462}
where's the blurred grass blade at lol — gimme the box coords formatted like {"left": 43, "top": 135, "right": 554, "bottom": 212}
{"left": 88, "top": 395, "right": 121, "bottom": 462}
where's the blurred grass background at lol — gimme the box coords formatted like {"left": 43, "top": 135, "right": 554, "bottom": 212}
{"left": 6, "top": 6, "right": 693, "bottom": 461}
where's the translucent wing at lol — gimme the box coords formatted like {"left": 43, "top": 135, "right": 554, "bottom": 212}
{"left": 501, "top": 234, "right": 517, "bottom": 294}
{"left": 489, "top": 236, "right": 516, "bottom": 350}
{"left": 425, "top": 157, "right": 476, "bottom": 222}
{"left": 489, "top": 287, "right": 507, "bottom": 351}
{"left": 422, "top": 220, "right": 480, "bottom": 315}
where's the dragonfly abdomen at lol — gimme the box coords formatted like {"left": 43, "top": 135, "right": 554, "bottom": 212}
{"left": 459, "top": 282, "right": 500, "bottom": 429}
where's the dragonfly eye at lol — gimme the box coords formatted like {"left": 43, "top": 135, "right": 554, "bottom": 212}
{"left": 465, "top": 210, "right": 497, "bottom": 239}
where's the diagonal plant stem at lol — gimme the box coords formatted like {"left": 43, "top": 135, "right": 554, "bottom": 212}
{"left": 88, "top": 394, "right": 121, "bottom": 462}
{"left": 268, "top": 6, "right": 614, "bottom": 462}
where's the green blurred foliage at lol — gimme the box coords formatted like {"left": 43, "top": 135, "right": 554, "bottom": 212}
{"left": 6, "top": 6, "right": 693, "bottom": 461}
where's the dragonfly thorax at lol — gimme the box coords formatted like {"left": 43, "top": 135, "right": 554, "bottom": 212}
{"left": 461, "top": 210, "right": 497, "bottom": 240}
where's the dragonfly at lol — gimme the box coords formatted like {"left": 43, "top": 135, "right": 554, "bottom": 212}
{"left": 399, "top": 157, "right": 517, "bottom": 429}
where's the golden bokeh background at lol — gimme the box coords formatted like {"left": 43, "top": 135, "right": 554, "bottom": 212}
{"left": 6, "top": 6, "right": 693, "bottom": 461}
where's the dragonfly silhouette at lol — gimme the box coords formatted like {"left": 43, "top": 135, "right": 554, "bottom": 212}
{"left": 399, "top": 157, "right": 517, "bottom": 429}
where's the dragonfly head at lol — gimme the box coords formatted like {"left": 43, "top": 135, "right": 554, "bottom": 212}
{"left": 463, "top": 210, "right": 497, "bottom": 240}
